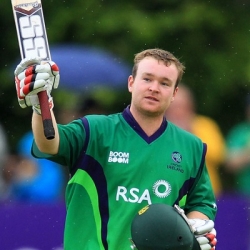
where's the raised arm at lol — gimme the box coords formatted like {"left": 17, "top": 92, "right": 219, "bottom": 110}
{"left": 15, "top": 58, "right": 60, "bottom": 155}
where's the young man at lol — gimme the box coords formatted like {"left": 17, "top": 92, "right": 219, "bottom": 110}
{"left": 14, "top": 49, "right": 217, "bottom": 250}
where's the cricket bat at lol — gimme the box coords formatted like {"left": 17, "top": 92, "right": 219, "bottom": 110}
{"left": 11, "top": 0, "right": 55, "bottom": 140}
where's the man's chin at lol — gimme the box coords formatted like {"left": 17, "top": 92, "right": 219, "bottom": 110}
{"left": 140, "top": 107, "right": 163, "bottom": 117}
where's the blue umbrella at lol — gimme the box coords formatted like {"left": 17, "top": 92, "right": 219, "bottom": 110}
{"left": 50, "top": 44, "right": 131, "bottom": 91}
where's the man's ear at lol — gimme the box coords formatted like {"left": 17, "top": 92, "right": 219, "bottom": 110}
{"left": 171, "top": 86, "right": 178, "bottom": 102}
{"left": 128, "top": 75, "right": 134, "bottom": 93}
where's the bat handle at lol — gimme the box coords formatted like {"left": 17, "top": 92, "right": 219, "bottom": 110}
{"left": 38, "top": 91, "right": 55, "bottom": 140}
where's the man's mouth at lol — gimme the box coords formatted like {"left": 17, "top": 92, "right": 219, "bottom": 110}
{"left": 145, "top": 96, "right": 158, "bottom": 102}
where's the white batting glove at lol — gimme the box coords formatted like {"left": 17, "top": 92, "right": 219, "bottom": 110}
{"left": 188, "top": 219, "right": 217, "bottom": 250}
{"left": 14, "top": 57, "right": 60, "bottom": 114}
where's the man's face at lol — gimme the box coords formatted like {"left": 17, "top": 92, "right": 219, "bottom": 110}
{"left": 128, "top": 57, "right": 178, "bottom": 117}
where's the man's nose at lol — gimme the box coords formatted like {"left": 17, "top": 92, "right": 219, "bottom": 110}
{"left": 148, "top": 81, "right": 160, "bottom": 92}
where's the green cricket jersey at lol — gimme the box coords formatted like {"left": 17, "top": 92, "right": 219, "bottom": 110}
{"left": 32, "top": 107, "right": 217, "bottom": 250}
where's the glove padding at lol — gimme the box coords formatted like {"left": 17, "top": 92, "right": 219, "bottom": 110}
{"left": 14, "top": 57, "right": 60, "bottom": 112}
{"left": 188, "top": 219, "right": 217, "bottom": 250}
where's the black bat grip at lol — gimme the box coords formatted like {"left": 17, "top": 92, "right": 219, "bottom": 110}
{"left": 37, "top": 90, "right": 55, "bottom": 140}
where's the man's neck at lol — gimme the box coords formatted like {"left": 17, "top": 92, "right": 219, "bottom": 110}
{"left": 129, "top": 106, "right": 164, "bottom": 136}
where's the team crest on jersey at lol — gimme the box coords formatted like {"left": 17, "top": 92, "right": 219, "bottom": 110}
{"left": 172, "top": 151, "right": 182, "bottom": 163}
{"left": 167, "top": 152, "right": 184, "bottom": 173}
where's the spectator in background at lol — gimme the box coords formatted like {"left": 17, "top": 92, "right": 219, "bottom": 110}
{"left": 224, "top": 95, "right": 250, "bottom": 196}
{"left": 165, "top": 84, "right": 225, "bottom": 197}
{"left": 77, "top": 97, "right": 108, "bottom": 116}
{"left": 6, "top": 131, "right": 66, "bottom": 203}
{"left": 56, "top": 96, "right": 108, "bottom": 124}
{"left": 0, "top": 124, "right": 9, "bottom": 200}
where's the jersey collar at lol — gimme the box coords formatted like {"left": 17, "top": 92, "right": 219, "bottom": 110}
{"left": 122, "top": 106, "right": 168, "bottom": 144}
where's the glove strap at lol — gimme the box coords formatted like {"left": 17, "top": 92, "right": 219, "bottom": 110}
{"left": 32, "top": 105, "right": 42, "bottom": 115}
{"left": 32, "top": 96, "right": 54, "bottom": 115}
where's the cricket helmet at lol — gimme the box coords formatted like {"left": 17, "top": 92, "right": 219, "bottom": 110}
{"left": 130, "top": 203, "right": 200, "bottom": 250}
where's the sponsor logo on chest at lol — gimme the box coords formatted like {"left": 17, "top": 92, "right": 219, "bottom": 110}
{"left": 116, "top": 180, "right": 172, "bottom": 205}
{"left": 108, "top": 151, "right": 129, "bottom": 164}
{"left": 110, "top": 150, "right": 186, "bottom": 204}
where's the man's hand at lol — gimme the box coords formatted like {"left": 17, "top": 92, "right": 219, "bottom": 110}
{"left": 14, "top": 57, "right": 60, "bottom": 114}
{"left": 188, "top": 219, "right": 217, "bottom": 250}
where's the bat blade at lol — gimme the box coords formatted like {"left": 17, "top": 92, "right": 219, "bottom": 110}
{"left": 11, "top": 0, "right": 55, "bottom": 140}
{"left": 11, "top": 0, "right": 51, "bottom": 61}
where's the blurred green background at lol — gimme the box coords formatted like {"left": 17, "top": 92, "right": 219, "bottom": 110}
{"left": 0, "top": 0, "right": 250, "bottom": 152}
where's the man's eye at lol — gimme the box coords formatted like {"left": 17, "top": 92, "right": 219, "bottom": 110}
{"left": 144, "top": 78, "right": 150, "bottom": 82}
